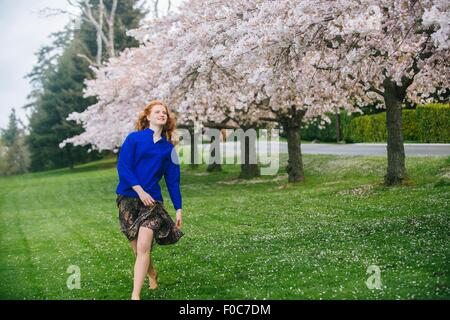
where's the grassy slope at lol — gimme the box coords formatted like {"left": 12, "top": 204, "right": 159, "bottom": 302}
{"left": 0, "top": 154, "right": 449, "bottom": 300}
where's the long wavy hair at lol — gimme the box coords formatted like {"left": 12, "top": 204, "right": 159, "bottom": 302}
{"left": 135, "top": 100, "right": 178, "bottom": 145}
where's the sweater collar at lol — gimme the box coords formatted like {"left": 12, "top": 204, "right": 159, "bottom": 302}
{"left": 146, "top": 127, "right": 167, "bottom": 141}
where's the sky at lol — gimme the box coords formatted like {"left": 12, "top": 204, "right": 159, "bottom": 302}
{"left": 0, "top": 0, "right": 76, "bottom": 130}
{"left": 0, "top": 0, "right": 184, "bottom": 131}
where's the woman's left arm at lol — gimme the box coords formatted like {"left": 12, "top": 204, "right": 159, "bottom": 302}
{"left": 176, "top": 209, "right": 182, "bottom": 229}
{"left": 164, "top": 146, "right": 183, "bottom": 216}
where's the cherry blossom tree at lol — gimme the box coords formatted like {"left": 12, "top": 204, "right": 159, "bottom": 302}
{"left": 140, "top": 1, "right": 273, "bottom": 178}
{"left": 292, "top": 0, "right": 450, "bottom": 185}
{"left": 59, "top": 6, "right": 180, "bottom": 152}
{"left": 218, "top": 0, "right": 362, "bottom": 182}
{"left": 150, "top": 0, "right": 357, "bottom": 182}
{"left": 61, "top": 0, "right": 449, "bottom": 186}
{"left": 61, "top": 0, "right": 355, "bottom": 182}
{"left": 218, "top": 0, "right": 449, "bottom": 184}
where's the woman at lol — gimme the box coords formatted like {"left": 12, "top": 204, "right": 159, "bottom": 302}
{"left": 115, "top": 100, "right": 184, "bottom": 300}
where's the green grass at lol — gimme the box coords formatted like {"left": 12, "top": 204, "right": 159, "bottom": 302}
{"left": 0, "top": 154, "right": 449, "bottom": 300}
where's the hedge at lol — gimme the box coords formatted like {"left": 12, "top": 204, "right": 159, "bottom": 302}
{"left": 416, "top": 103, "right": 450, "bottom": 143}
{"left": 300, "top": 110, "right": 352, "bottom": 142}
{"left": 343, "top": 112, "right": 387, "bottom": 142}
{"left": 402, "top": 109, "right": 420, "bottom": 141}
{"left": 345, "top": 103, "right": 449, "bottom": 143}
{"left": 300, "top": 103, "right": 449, "bottom": 143}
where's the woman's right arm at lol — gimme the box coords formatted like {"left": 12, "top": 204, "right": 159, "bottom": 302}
{"left": 132, "top": 185, "right": 155, "bottom": 206}
{"left": 118, "top": 133, "right": 155, "bottom": 206}
{"left": 117, "top": 134, "right": 140, "bottom": 188}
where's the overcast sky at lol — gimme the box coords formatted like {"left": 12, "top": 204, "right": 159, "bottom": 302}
{"left": 0, "top": 0, "right": 184, "bottom": 131}
{"left": 0, "top": 0, "right": 75, "bottom": 130}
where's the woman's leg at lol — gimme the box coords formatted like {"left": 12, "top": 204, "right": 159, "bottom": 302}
{"left": 131, "top": 227, "right": 154, "bottom": 300}
{"left": 130, "top": 239, "right": 137, "bottom": 255}
{"left": 130, "top": 239, "right": 158, "bottom": 289}
{"left": 148, "top": 252, "right": 158, "bottom": 289}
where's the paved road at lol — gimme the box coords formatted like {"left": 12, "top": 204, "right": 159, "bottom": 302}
{"left": 280, "top": 142, "right": 450, "bottom": 157}
{"left": 204, "top": 142, "right": 450, "bottom": 157}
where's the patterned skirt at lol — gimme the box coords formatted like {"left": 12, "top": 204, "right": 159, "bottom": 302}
{"left": 116, "top": 194, "right": 184, "bottom": 249}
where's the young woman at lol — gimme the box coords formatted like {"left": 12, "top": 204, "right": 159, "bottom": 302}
{"left": 115, "top": 100, "right": 184, "bottom": 300}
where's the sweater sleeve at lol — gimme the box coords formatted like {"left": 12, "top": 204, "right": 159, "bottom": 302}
{"left": 164, "top": 145, "right": 182, "bottom": 210}
{"left": 117, "top": 133, "right": 140, "bottom": 188}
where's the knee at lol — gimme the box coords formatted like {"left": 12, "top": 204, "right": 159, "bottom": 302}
{"left": 136, "top": 240, "right": 150, "bottom": 256}
{"left": 136, "top": 230, "right": 153, "bottom": 256}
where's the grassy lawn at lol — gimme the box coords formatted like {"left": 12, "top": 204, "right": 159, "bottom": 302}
{"left": 0, "top": 153, "right": 449, "bottom": 300}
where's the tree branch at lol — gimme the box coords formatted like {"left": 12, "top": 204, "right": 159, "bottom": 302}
{"left": 259, "top": 117, "right": 278, "bottom": 122}
{"left": 359, "top": 81, "right": 384, "bottom": 96}
{"left": 77, "top": 53, "right": 101, "bottom": 67}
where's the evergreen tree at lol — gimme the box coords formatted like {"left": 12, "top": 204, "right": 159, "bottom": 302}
{"left": 1, "top": 108, "right": 21, "bottom": 147}
{"left": 25, "top": 0, "right": 146, "bottom": 172}
{"left": 0, "top": 109, "right": 30, "bottom": 176}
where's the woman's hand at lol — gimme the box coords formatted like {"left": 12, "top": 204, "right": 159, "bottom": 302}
{"left": 137, "top": 190, "right": 156, "bottom": 206}
{"left": 175, "top": 209, "right": 182, "bottom": 229}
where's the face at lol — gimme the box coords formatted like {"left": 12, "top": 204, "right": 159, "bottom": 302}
{"left": 147, "top": 104, "right": 168, "bottom": 127}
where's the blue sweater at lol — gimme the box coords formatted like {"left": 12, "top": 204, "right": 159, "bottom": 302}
{"left": 115, "top": 127, "right": 182, "bottom": 211}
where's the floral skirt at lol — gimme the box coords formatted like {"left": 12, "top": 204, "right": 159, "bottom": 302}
{"left": 116, "top": 194, "right": 184, "bottom": 249}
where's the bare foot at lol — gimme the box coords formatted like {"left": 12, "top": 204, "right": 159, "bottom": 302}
{"left": 131, "top": 295, "right": 140, "bottom": 300}
{"left": 148, "top": 269, "right": 158, "bottom": 290}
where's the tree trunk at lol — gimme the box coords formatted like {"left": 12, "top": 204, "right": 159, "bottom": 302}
{"left": 383, "top": 82, "right": 407, "bottom": 185}
{"left": 238, "top": 130, "right": 260, "bottom": 179}
{"left": 283, "top": 121, "right": 305, "bottom": 183}
{"left": 107, "top": 0, "right": 118, "bottom": 58}
{"left": 189, "top": 127, "right": 199, "bottom": 169}
{"left": 335, "top": 108, "right": 341, "bottom": 142}
{"left": 96, "top": 0, "right": 104, "bottom": 65}
{"left": 207, "top": 163, "right": 222, "bottom": 172}
{"left": 206, "top": 135, "right": 222, "bottom": 172}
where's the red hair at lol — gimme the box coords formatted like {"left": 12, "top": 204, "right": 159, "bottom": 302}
{"left": 135, "top": 100, "right": 178, "bottom": 145}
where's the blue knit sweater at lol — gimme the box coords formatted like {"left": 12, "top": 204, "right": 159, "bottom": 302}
{"left": 115, "top": 127, "right": 182, "bottom": 210}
